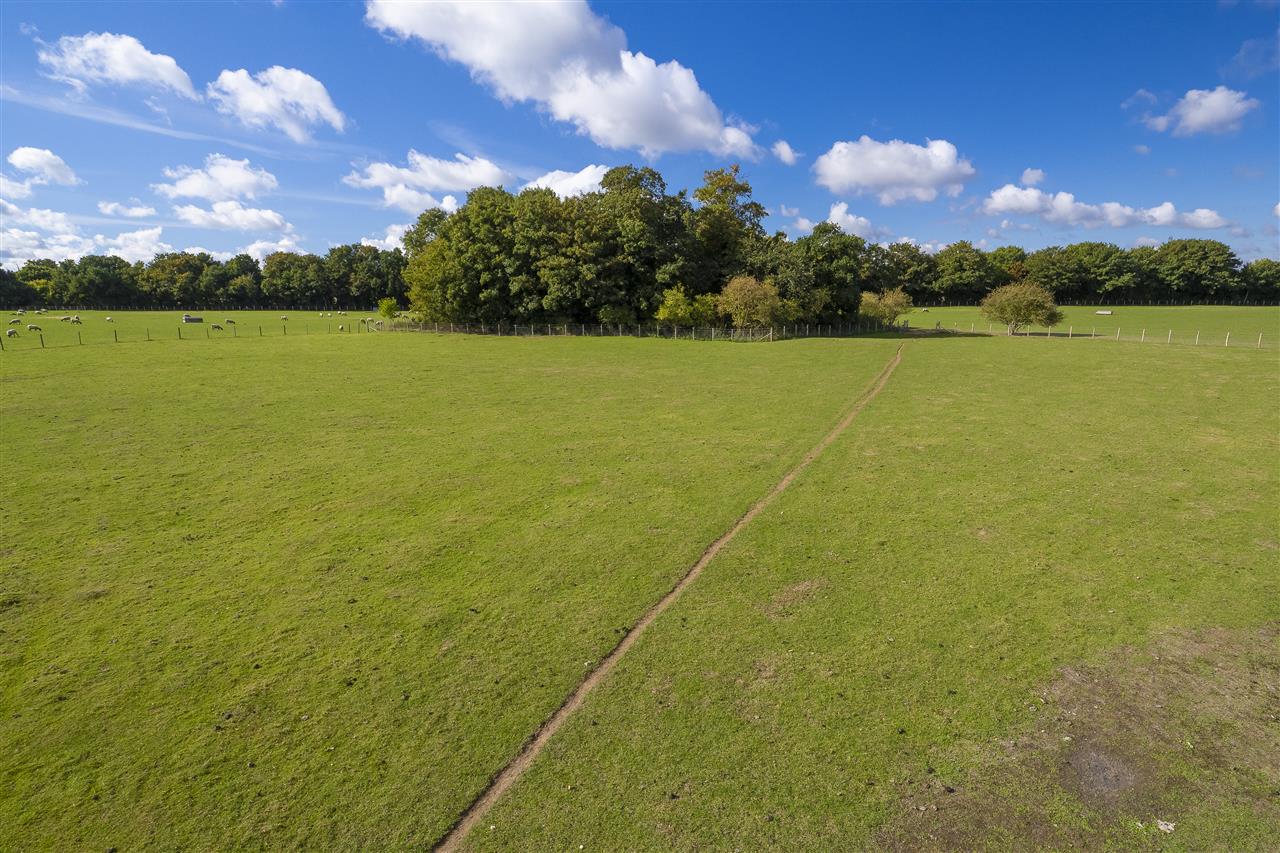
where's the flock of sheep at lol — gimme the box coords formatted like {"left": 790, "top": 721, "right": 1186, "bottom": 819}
{"left": 5, "top": 308, "right": 53, "bottom": 337}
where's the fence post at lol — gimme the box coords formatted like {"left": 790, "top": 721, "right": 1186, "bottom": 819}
{"left": 1224, "top": 331, "right": 1230, "bottom": 347}
{"left": 1259, "top": 333, "right": 1264, "bottom": 349}
{"left": 178, "top": 327, "right": 182, "bottom": 340}
{"left": 1116, "top": 328, "right": 1120, "bottom": 340}
{"left": 40, "top": 333, "right": 45, "bottom": 348}
{"left": 1167, "top": 330, "right": 1171, "bottom": 344}
{"left": 1195, "top": 331, "right": 1200, "bottom": 345}
{"left": 1140, "top": 329, "right": 1145, "bottom": 343}
{"left": 259, "top": 326, "right": 263, "bottom": 336}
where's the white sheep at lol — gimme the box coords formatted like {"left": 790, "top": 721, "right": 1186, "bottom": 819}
{"left": 224, "top": 318, "right": 236, "bottom": 325}
{"left": 59, "top": 316, "right": 71, "bottom": 322}
{"left": 280, "top": 315, "right": 288, "bottom": 321}
{"left": 70, "top": 316, "right": 82, "bottom": 324}
{"left": 338, "top": 323, "right": 345, "bottom": 331}
{"left": 211, "top": 323, "right": 224, "bottom": 331}
{"left": 105, "top": 316, "right": 113, "bottom": 322}
{"left": 7, "top": 319, "right": 19, "bottom": 325}
{"left": 5, "top": 328, "right": 17, "bottom": 338}
{"left": 26, "top": 324, "right": 41, "bottom": 331}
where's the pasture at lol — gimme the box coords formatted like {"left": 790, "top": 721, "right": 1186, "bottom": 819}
{"left": 0, "top": 308, "right": 381, "bottom": 351}
{"left": 905, "top": 303, "right": 1279, "bottom": 347}
{"left": 2, "top": 312, "right": 1277, "bottom": 850}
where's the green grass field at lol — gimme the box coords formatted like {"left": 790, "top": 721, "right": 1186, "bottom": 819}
{"left": 1, "top": 308, "right": 380, "bottom": 351}
{"left": 905, "top": 304, "right": 1279, "bottom": 347}
{"left": 2, "top": 309, "right": 1277, "bottom": 850}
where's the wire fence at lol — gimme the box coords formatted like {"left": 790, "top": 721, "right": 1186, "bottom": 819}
{"left": 908, "top": 318, "right": 1273, "bottom": 349}
{"left": 2, "top": 312, "right": 1273, "bottom": 352}
{"left": 384, "top": 319, "right": 896, "bottom": 341}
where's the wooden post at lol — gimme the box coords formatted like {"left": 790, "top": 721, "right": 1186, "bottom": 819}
{"left": 1068, "top": 326, "right": 1073, "bottom": 339}
{"left": 1258, "top": 333, "right": 1263, "bottom": 349}
{"left": 1166, "top": 329, "right": 1172, "bottom": 344}
{"left": 1115, "top": 328, "right": 1120, "bottom": 340}
{"left": 1224, "top": 331, "right": 1230, "bottom": 347}
{"left": 1140, "top": 329, "right": 1145, "bottom": 343}
{"left": 259, "top": 326, "right": 262, "bottom": 336}
{"left": 1195, "top": 331, "right": 1199, "bottom": 345}
{"left": 146, "top": 328, "right": 150, "bottom": 341}
{"left": 178, "top": 327, "right": 182, "bottom": 340}
{"left": 40, "top": 334, "right": 45, "bottom": 348}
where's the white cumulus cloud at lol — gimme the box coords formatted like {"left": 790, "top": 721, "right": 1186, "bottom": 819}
{"left": 1, "top": 198, "right": 76, "bottom": 233}
{"left": 97, "top": 226, "right": 171, "bottom": 262}
{"left": 772, "top": 140, "right": 799, "bottom": 165}
{"left": 239, "top": 235, "right": 302, "bottom": 261}
{"left": 1020, "top": 167, "right": 1045, "bottom": 187}
{"left": 36, "top": 32, "right": 197, "bottom": 98}
{"left": 364, "top": 0, "right": 758, "bottom": 158}
{"left": 8, "top": 147, "right": 79, "bottom": 186}
{"left": 172, "top": 200, "right": 290, "bottom": 231}
{"left": 344, "top": 150, "right": 509, "bottom": 213}
{"left": 97, "top": 199, "right": 156, "bottom": 218}
{"left": 522, "top": 164, "right": 609, "bottom": 197}
{"left": 813, "top": 136, "right": 976, "bottom": 204}
{"left": 826, "top": 202, "right": 887, "bottom": 239}
{"left": 1143, "top": 86, "right": 1259, "bottom": 136}
{"left": 207, "top": 66, "right": 347, "bottom": 142}
{"left": 153, "top": 153, "right": 278, "bottom": 202}
{"left": 360, "top": 223, "right": 410, "bottom": 251}
{"left": 983, "top": 183, "right": 1228, "bottom": 230}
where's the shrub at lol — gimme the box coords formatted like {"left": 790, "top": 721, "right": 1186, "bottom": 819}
{"left": 654, "top": 287, "right": 693, "bottom": 327}
{"left": 377, "top": 297, "right": 399, "bottom": 320}
{"left": 717, "top": 276, "right": 786, "bottom": 328}
{"left": 859, "top": 287, "right": 913, "bottom": 326}
{"left": 980, "top": 281, "right": 1064, "bottom": 335}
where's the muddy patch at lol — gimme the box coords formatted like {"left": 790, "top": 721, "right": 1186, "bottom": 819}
{"left": 877, "top": 624, "right": 1280, "bottom": 851}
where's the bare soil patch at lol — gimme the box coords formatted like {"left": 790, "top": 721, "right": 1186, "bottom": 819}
{"left": 878, "top": 624, "right": 1280, "bottom": 850}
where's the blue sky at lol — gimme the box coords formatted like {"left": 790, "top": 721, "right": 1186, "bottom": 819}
{"left": 1, "top": 0, "right": 1277, "bottom": 268}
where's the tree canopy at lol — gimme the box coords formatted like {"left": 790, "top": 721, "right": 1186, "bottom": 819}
{"left": 2, "top": 163, "right": 1275, "bottom": 313}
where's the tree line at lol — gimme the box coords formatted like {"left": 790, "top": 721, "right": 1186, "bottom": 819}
{"left": 2, "top": 163, "right": 1276, "bottom": 314}
{"left": 0, "top": 244, "right": 406, "bottom": 309}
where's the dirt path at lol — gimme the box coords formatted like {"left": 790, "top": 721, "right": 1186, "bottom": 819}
{"left": 435, "top": 344, "right": 906, "bottom": 852}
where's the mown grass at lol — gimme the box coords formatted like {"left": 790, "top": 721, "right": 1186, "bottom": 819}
{"left": 905, "top": 304, "right": 1278, "bottom": 347}
{"left": 474, "top": 336, "right": 1280, "bottom": 850}
{"left": 3, "top": 322, "right": 1277, "bottom": 850}
{"left": 0, "top": 332, "right": 899, "bottom": 849}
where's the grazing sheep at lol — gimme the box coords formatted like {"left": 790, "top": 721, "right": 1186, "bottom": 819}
{"left": 26, "top": 324, "right": 41, "bottom": 331}
{"left": 5, "top": 328, "right": 17, "bottom": 338}
{"left": 59, "top": 316, "right": 71, "bottom": 322}
{"left": 15, "top": 309, "right": 25, "bottom": 315}
{"left": 338, "top": 324, "right": 345, "bottom": 331}
{"left": 7, "top": 319, "right": 19, "bottom": 325}
{"left": 280, "top": 315, "right": 288, "bottom": 321}
{"left": 210, "top": 323, "right": 223, "bottom": 331}
{"left": 105, "top": 316, "right": 113, "bottom": 322}
{"left": 338, "top": 310, "right": 346, "bottom": 315}
{"left": 70, "top": 316, "right": 82, "bottom": 324}
{"left": 224, "top": 319, "right": 236, "bottom": 325}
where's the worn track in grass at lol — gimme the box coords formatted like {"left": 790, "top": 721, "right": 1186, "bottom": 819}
{"left": 434, "top": 344, "right": 906, "bottom": 851}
